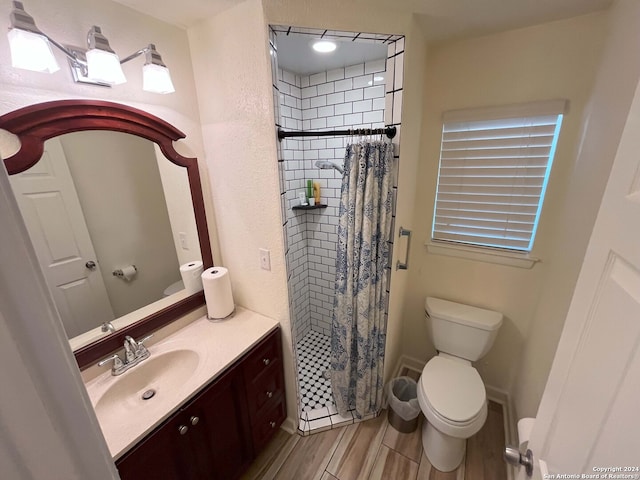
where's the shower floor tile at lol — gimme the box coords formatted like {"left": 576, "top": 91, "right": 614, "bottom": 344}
{"left": 296, "top": 330, "right": 334, "bottom": 413}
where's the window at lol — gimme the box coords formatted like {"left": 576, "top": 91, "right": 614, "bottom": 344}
{"left": 431, "top": 100, "right": 566, "bottom": 255}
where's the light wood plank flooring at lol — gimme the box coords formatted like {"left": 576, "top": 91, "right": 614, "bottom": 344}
{"left": 242, "top": 401, "right": 508, "bottom": 480}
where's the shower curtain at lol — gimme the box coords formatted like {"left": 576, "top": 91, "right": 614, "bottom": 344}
{"left": 330, "top": 139, "right": 394, "bottom": 419}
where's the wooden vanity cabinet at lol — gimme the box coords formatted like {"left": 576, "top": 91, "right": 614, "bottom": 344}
{"left": 116, "top": 327, "right": 285, "bottom": 480}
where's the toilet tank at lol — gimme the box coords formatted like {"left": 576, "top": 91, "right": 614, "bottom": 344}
{"left": 425, "top": 297, "right": 503, "bottom": 362}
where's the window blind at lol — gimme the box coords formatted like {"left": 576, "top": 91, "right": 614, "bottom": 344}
{"left": 432, "top": 101, "right": 565, "bottom": 252}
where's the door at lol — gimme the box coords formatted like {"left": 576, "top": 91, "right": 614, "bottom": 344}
{"left": 9, "top": 137, "right": 114, "bottom": 337}
{"left": 518, "top": 77, "right": 640, "bottom": 476}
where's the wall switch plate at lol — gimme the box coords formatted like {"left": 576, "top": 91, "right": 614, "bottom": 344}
{"left": 259, "top": 248, "right": 271, "bottom": 271}
{"left": 179, "top": 232, "right": 188, "bottom": 250}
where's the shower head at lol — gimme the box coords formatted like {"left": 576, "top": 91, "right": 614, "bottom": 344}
{"left": 315, "top": 160, "right": 344, "bottom": 174}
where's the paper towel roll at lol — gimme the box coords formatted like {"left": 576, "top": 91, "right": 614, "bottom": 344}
{"left": 180, "top": 261, "right": 204, "bottom": 294}
{"left": 201, "top": 266, "right": 234, "bottom": 319}
{"left": 121, "top": 265, "right": 137, "bottom": 282}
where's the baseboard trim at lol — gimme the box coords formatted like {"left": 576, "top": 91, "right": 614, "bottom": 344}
{"left": 485, "top": 384, "right": 517, "bottom": 480}
{"left": 280, "top": 417, "right": 297, "bottom": 435}
{"left": 392, "top": 354, "right": 426, "bottom": 378}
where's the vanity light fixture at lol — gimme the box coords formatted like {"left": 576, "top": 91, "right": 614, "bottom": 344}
{"left": 7, "top": 1, "right": 175, "bottom": 94}
{"left": 312, "top": 40, "right": 337, "bottom": 53}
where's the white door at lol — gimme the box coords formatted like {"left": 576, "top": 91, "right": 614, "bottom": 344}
{"left": 9, "top": 138, "right": 115, "bottom": 338}
{"left": 518, "top": 78, "right": 640, "bottom": 477}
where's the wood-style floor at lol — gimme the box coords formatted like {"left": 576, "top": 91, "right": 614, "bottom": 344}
{"left": 242, "top": 400, "right": 507, "bottom": 480}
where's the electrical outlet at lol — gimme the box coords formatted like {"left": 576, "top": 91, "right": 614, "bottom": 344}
{"left": 179, "top": 232, "right": 188, "bottom": 250}
{"left": 259, "top": 248, "right": 271, "bottom": 271}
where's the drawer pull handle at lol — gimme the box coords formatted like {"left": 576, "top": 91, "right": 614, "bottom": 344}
{"left": 262, "top": 358, "right": 270, "bottom": 366}
{"left": 266, "top": 391, "right": 273, "bottom": 398}
{"left": 178, "top": 425, "right": 188, "bottom": 435}
{"left": 190, "top": 416, "right": 199, "bottom": 426}
{"left": 269, "top": 421, "right": 276, "bottom": 428}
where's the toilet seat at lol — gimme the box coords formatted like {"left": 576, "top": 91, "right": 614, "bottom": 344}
{"left": 420, "top": 356, "right": 486, "bottom": 424}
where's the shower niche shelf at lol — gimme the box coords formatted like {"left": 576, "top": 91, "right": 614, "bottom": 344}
{"left": 292, "top": 204, "right": 327, "bottom": 211}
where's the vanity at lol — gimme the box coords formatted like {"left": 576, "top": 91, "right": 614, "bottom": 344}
{"left": 84, "top": 308, "right": 285, "bottom": 480}
{"left": 0, "top": 101, "right": 286, "bottom": 479}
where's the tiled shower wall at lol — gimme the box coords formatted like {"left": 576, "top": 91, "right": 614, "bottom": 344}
{"left": 270, "top": 27, "right": 405, "bottom": 349}
{"left": 279, "top": 59, "right": 389, "bottom": 342}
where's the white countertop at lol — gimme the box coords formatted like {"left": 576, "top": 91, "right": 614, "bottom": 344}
{"left": 83, "top": 307, "right": 279, "bottom": 460}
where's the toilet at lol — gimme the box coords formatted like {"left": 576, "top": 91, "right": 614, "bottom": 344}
{"left": 417, "top": 297, "right": 503, "bottom": 472}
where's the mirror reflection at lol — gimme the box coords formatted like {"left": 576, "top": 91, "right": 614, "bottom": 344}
{"left": 9, "top": 130, "right": 202, "bottom": 349}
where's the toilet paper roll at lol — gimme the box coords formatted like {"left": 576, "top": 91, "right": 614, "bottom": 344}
{"left": 201, "top": 266, "right": 234, "bottom": 319}
{"left": 180, "top": 261, "right": 204, "bottom": 294}
{"left": 517, "top": 417, "right": 535, "bottom": 447}
{"left": 121, "top": 265, "right": 137, "bottom": 282}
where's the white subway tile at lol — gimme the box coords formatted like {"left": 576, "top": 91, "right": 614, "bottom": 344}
{"left": 394, "top": 52, "right": 404, "bottom": 90}
{"left": 290, "top": 86, "right": 301, "bottom": 98}
{"left": 303, "top": 108, "right": 318, "bottom": 120}
{"left": 364, "top": 85, "right": 384, "bottom": 99}
{"left": 310, "top": 95, "right": 327, "bottom": 108}
{"left": 326, "top": 116, "right": 344, "bottom": 127}
{"left": 345, "top": 63, "right": 364, "bottom": 78}
{"left": 396, "top": 37, "right": 405, "bottom": 53}
{"left": 301, "top": 86, "right": 317, "bottom": 98}
{"left": 318, "top": 105, "right": 335, "bottom": 117}
{"left": 393, "top": 91, "right": 403, "bottom": 124}
{"left": 334, "top": 78, "right": 353, "bottom": 92}
{"left": 365, "top": 58, "right": 386, "bottom": 74}
{"left": 384, "top": 93, "right": 393, "bottom": 124}
{"left": 387, "top": 41, "right": 396, "bottom": 59}
{"left": 326, "top": 92, "right": 345, "bottom": 105}
{"left": 283, "top": 70, "right": 296, "bottom": 85}
{"left": 344, "top": 89, "right": 364, "bottom": 102}
{"left": 310, "top": 118, "right": 327, "bottom": 129}
{"left": 327, "top": 68, "right": 345, "bottom": 81}
{"left": 363, "top": 110, "right": 384, "bottom": 124}
{"left": 301, "top": 98, "right": 311, "bottom": 109}
{"left": 317, "top": 82, "right": 335, "bottom": 95}
{"left": 352, "top": 99, "right": 372, "bottom": 113}
{"left": 311, "top": 139, "right": 326, "bottom": 149}
{"left": 353, "top": 74, "right": 373, "bottom": 89}
{"left": 372, "top": 97, "right": 385, "bottom": 111}
{"left": 326, "top": 138, "right": 343, "bottom": 149}
{"left": 335, "top": 103, "right": 353, "bottom": 115}
{"left": 300, "top": 76, "right": 310, "bottom": 87}
{"left": 344, "top": 113, "right": 363, "bottom": 125}
{"left": 309, "top": 71, "right": 327, "bottom": 86}
{"left": 279, "top": 81, "right": 290, "bottom": 94}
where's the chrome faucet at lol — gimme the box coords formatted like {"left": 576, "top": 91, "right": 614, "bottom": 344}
{"left": 98, "top": 334, "right": 153, "bottom": 375}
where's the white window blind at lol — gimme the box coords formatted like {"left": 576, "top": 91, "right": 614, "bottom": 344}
{"left": 432, "top": 100, "right": 566, "bottom": 252}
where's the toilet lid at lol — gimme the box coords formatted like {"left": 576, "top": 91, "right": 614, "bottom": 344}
{"left": 420, "top": 356, "right": 486, "bottom": 423}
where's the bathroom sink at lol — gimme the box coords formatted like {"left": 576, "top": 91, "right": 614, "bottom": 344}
{"left": 94, "top": 349, "right": 200, "bottom": 422}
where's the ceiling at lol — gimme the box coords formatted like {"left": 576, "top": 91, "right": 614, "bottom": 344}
{"left": 112, "top": 0, "right": 613, "bottom": 40}
{"left": 275, "top": 33, "right": 388, "bottom": 75}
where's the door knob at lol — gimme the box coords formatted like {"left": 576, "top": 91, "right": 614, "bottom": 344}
{"left": 504, "top": 446, "right": 533, "bottom": 476}
{"left": 190, "top": 416, "right": 199, "bottom": 426}
{"left": 262, "top": 358, "right": 270, "bottom": 366}
{"left": 266, "top": 391, "right": 273, "bottom": 398}
{"left": 85, "top": 260, "right": 97, "bottom": 270}
{"left": 178, "top": 425, "right": 188, "bottom": 435}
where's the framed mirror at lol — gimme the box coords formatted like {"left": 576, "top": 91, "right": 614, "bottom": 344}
{"left": 0, "top": 100, "right": 213, "bottom": 369}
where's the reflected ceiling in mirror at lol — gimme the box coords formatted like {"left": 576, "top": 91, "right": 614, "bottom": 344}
{"left": 0, "top": 100, "right": 213, "bottom": 369}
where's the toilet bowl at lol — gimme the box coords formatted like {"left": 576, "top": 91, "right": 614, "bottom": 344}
{"left": 417, "top": 355, "right": 487, "bottom": 471}
{"left": 418, "top": 297, "right": 502, "bottom": 472}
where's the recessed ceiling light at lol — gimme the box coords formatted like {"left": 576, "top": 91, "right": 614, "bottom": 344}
{"left": 312, "top": 40, "right": 337, "bottom": 53}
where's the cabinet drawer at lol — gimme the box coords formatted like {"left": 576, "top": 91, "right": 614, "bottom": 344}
{"left": 243, "top": 329, "right": 281, "bottom": 382}
{"left": 246, "top": 365, "right": 284, "bottom": 420}
{"left": 252, "top": 399, "right": 286, "bottom": 452}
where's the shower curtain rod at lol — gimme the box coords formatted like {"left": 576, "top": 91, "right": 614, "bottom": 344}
{"left": 277, "top": 126, "right": 396, "bottom": 141}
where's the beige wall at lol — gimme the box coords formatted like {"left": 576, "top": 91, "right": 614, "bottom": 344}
{"left": 0, "top": 0, "right": 211, "bottom": 253}
{"left": 401, "top": 13, "right": 608, "bottom": 395}
{"left": 60, "top": 131, "right": 181, "bottom": 317}
{"left": 512, "top": 0, "right": 640, "bottom": 418}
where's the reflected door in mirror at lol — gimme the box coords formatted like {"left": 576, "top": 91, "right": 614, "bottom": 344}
{"left": 10, "top": 138, "right": 115, "bottom": 337}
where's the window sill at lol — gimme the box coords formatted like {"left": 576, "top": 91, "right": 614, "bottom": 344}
{"left": 425, "top": 241, "right": 539, "bottom": 269}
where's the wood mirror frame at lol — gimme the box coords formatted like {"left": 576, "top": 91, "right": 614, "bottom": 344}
{"left": 0, "top": 99, "right": 213, "bottom": 369}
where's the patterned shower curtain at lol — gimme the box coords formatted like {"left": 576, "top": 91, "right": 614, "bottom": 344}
{"left": 330, "top": 140, "right": 394, "bottom": 419}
